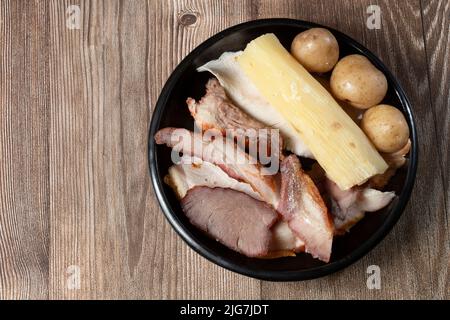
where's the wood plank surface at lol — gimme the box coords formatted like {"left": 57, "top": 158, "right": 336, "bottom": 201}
{"left": 46, "top": 0, "right": 260, "bottom": 299}
{"left": 0, "top": 0, "right": 50, "bottom": 299}
{"left": 420, "top": 0, "right": 450, "bottom": 298}
{"left": 0, "top": 0, "right": 448, "bottom": 300}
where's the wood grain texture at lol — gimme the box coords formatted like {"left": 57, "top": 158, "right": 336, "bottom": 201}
{"left": 0, "top": 0, "right": 50, "bottom": 299}
{"left": 420, "top": 0, "right": 450, "bottom": 299}
{"left": 0, "top": 0, "right": 448, "bottom": 299}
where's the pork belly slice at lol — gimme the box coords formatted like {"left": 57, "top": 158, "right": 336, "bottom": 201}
{"left": 154, "top": 127, "right": 279, "bottom": 208}
{"left": 325, "top": 179, "right": 396, "bottom": 235}
{"left": 165, "top": 157, "right": 262, "bottom": 200}
{"left": 181, "top": 187, "right": 278, "bottom": 257}
{"left": 187, "top": 78, "right": 265, "bottom": 133}
{"left": 165, "top": 159, "right": 304, "bottom": 256}
{"left": 278, "top": 155, "right": 333, "bottom": 262}
{"left": 186, "top": 78, "right": 281, "bottom": 159}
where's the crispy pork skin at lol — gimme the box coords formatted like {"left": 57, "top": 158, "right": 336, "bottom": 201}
{"left": 154, "top": 127, "right": 279, "bottom": 208}
{"left": 278, "top": 155, "right": 334, "bottom": 262}
{"left": 325, "top": 179, "right": 395, "bottom": 235}
{"left": 181, "top": 187, "right": 278, "bottom": 257}
{"left": 269, "top": 221, "right": 305, "bottom": 254}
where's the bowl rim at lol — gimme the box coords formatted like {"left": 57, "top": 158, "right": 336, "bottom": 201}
{"left": 148, "top": 18, "right": 418, "bottom": 281}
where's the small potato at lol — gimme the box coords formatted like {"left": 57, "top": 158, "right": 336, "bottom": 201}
{"left": 361, "top": 104, "right": 410, "bottom": 153}
{"left": 314, "top": 75, "right": 363, "bottom": 123}
{"left": 330, "top": 54, "right": 387, "bottom": 109}
{"left": 291, "top": 28, "right": 339, "bottom": 73}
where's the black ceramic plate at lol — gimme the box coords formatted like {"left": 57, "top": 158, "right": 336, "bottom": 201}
{"left": 148, "top": 19, "right": 418, "bottom": 281}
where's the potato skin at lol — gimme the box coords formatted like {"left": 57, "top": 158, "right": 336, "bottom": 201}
{"left": 291, "top": 28, "right": 339, "bottom": 73}
{"left": 330, "top": 54, "right": 388, "bottom": 109}
{"left": 361, "top": 104, "right": 410, "bottom": 153}
{"left": 314, "top": 75, "right": 363, "bottom": 123}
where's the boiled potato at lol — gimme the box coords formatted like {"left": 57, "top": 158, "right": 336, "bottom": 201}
{"left": 361, "top": 104, "right": 409, "bottom": 153}
{"left": 314, "top": 75, "right": 363, "bottom": 123}
{"left": 291, "top": 28, "right": 339, "bottom": 73}
{"left": 330, "top": 54, "right": 387, "bottom": 109}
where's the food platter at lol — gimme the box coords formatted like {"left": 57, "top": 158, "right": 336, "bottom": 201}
{"left": 148, "top": 19, "right": 417, "bottom": 281}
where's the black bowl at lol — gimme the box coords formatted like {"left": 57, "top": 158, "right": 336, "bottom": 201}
{"left": 148, "top": 19, "right": 418, "bottom": 281}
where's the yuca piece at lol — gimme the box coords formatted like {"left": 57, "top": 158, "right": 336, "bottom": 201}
{"left": 237, "top": 34, "right": 388, "bottom": 190}
{"left": 197, "top": 51, "right": 313, "bottom": 158}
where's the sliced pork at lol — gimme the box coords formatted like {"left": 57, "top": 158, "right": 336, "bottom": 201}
{"left": 186, "top": 79, "right": 263, "bottom": 132}
{"left": 165, "top": 158, "right": 304, "bottom": 257}
{"left": 278, "top": 155, "right": 333, "bottom": 262}
{"left": 154, "top": 127, "right": 279, "bottom": 208}
{"left": 325, "top": 179, "right": 396, "bottom": 234}
{"left": 165, "top": 157, "right": 261, "bottom": 200}
{"left": 187, "top": 78, "right": 281, "bottom": 160}
{"left": 181, "top": 187, "right": 278, "bottom": 257}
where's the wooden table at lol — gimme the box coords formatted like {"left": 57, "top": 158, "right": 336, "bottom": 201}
{"left": 0, "top": 0, "right": 448, "bottom": 300}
